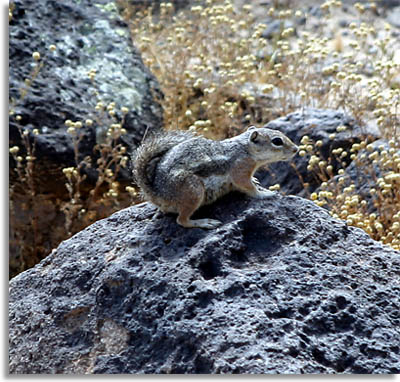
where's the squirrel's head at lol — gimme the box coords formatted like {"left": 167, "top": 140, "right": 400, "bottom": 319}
{"left": 246, "top": 126, "right": 298, "bottom": 164}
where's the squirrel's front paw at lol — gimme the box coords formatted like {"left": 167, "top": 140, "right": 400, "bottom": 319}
{"left": 192, "top": 218, "right": 222, "bottom": 229}
{"left": 253, "top": 188, "right": 276, "bottom": 199}
{"left": 178, "top": 218, "right": 222, "bottom": 229}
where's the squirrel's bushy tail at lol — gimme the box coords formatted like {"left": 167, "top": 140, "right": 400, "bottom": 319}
{"left": 132, "top": 130, "right": 196, "bottom": 201}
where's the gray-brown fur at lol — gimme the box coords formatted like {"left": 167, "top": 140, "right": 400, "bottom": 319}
{"left": 132, "top": 130, "right": 196, "bottom": 201}
{"left": 132, "top": 126, "right": 298, "bottom": 228}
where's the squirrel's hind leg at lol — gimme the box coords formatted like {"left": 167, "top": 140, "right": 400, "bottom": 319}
{"left": 175, "top": 176, "right": 222, "bottom": 229}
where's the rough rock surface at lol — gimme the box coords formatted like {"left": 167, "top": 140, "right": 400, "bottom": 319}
{"left": 258, "top": 108, "right": 380, "bottom": 196}
{"left": 9, "top": 0, "right": 162, "bottom": 175}
{"left": 9, "top": 193, "right": 400, "bottom": 374}
{"left": 9, "top": 0, "right": 163, "bottom": 277}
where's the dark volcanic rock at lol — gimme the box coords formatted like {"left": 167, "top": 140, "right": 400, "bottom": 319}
{"left": 9, "top": 0, "right": 163, "bottom": 278}
{"left": 258, "top": 108, "right": 380, "bottom": 196}
{"left": 9, "top": 193, "right": 400, "bottom": 374}
{"left": 9, "top": 0, "right": 163, "bottom": 176}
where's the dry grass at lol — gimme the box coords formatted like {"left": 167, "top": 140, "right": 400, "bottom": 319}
{"left": 122, "top": 0, "right": 400, "bottom": 249}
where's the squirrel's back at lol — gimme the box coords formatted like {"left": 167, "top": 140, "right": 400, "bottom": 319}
{"left": 132, "top": 130, "right": 198, "bottom": 202}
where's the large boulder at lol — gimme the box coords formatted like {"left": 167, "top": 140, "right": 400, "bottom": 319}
{"left": 9, "top": 0, "right": 163, "bottom": 176}
{"left": 9, "top": 193, "right": 400, "bottom": 374}
{"left": 9, "top": 0, "right": 163, "bottom": 277}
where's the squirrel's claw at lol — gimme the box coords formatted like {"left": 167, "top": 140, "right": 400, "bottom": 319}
{"left": 253, "top": 188, "right": 276, "bottom": 199}
{"left": 252, "top": 177, "right": 261, "bottom": 186}
{"left": 178, "top": 218, "right": 222, "bottom": 229}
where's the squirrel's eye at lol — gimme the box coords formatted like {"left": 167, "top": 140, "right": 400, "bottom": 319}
{"left": 272, "top": 137, "right": 284, "bottom": 146}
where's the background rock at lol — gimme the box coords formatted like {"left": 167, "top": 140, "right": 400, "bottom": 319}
{"left": 258, "top": 108, "right": 380, "bottom": 196}
{"left": 9, "top": 0, "right": 163, "bottom": 178}
{"left": 318, "top": 138, "right": 400, "bottom": 214}
{"left": 261, "top": 19, "right": 297, "bottom": 40}
{"left": 386, "top": 6, "right": 400, "bottom": 28}
{"left": 9, "top": 193, "right": 400, "bottom": 374}
{"left": 9, "top": 0, "right": 163, "bottom": 278}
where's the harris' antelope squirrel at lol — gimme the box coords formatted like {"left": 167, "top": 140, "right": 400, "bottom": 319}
{"left": 133, "top": 126, "right": 298, "bottom": 229}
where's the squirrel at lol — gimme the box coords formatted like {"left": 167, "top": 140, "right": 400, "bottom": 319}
{"left": 132, "top": 126, "right": 298, "bottom": 229}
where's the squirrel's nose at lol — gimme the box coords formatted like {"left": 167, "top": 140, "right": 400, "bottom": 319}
{"left": 292, "top": 145, "right": 299, "bottom": 154}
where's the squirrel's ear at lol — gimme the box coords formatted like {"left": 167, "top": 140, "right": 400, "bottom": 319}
{"left": 250, "top": 130, "right": 259, "bottom": 142}
{"left": 247, "top": 125, "right": 257, "bottom": 131}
